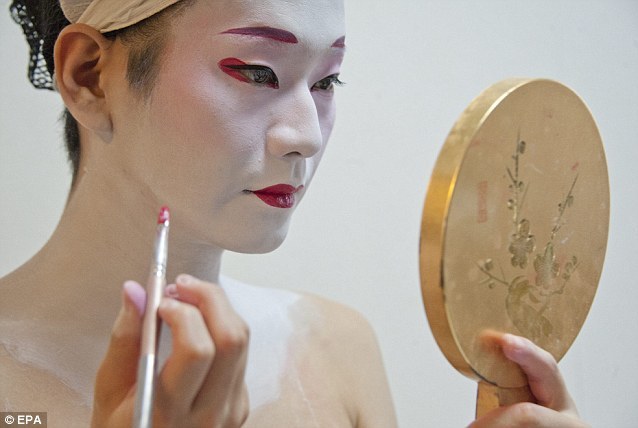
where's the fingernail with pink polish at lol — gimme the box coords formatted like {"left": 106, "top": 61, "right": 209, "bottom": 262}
{"left": 176, "top": 274, "right": 195, "bottom": 285}
{"left": 502, "top": 334, "right": 525, "bottom": 359}
{"left": 123, "top": 280, "right": 146, "bottom": 316}
{"left": 165, "top": 283, "right": 179, "bottom": 297}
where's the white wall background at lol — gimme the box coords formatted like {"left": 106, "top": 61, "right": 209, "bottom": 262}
{"left": 1, "top": 1, "right": 637, "bottom": 426}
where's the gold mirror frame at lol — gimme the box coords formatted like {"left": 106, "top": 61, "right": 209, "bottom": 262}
{"left": 419, "top": 78, "right": 609, "bottom": 413}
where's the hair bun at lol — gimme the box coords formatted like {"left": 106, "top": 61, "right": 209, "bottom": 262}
{"left": 10, "top": 0, "right": 69, "bottom": 90}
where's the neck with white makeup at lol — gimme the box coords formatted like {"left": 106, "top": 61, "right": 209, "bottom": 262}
{"left": 0, "top": 147, "right": 226, "bottom": 397}
{"left": 48, "top": 164, "right": 225, "bottom": 320}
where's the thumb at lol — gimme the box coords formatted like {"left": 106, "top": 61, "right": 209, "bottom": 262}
{"left": 93, "top": 281, "right": 146, "bottom": 411}
{"left": 501, "top": 334, "right": 577, "bottom": 415}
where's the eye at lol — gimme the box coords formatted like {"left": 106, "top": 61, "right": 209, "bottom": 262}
{"left": 236, "top": 66, "right": 279, "bottom": 88}
{"left": 218, "top": 58, "right": 279, "bottom": 89}
{"left": 311, "top": 74, "right": 345, "bottom": 92}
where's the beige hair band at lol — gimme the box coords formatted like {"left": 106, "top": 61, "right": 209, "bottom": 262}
{"left": 59, "top": 0, "right": 183, "bottom": 32}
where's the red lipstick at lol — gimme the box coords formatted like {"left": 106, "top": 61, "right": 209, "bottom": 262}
{"left": 252, "top": 184, "right": 303, "bottom": 209}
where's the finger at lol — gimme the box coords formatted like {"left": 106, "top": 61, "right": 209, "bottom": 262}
{"left": 156, "top": 296, "right": 215, "bottom": 414}
{"left": 172, "top": 275, "right": 250, "bottom": 418}
{"left": 469, "top": 401, "right": 589, "bottom": 428}
{"left": 93, "top": 281, "right": 145, "bottom": 413}
{"left": 500, "top": 334, "right": 578, "bottom": 415}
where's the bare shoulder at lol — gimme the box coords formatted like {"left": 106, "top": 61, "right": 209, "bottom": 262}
{"left": 0, "top": 344, "right": 91, "bottom": 427}
{"left": 291, "top": 292, "right": 399, "bottom": 428}
{"left": 291, "top": 291, "right": 387, "bottom": 383}
{"left": 220, "top": 277, "right": 397, "bottom": 427}
{"left": 220, "top": 276, "right": 377, "bottom": 357}
{"left": 293, "top": 291, "right": 377, "bottom": 349}
{"left": 0, "top": 275, "right": 91, "bottom": 426}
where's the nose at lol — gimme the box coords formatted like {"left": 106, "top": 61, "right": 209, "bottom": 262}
{"left": 266, "top": 86, "right": 323, "bottom": 159}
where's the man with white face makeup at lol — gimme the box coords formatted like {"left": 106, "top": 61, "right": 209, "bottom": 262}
{"left": 0, "top": 1, "right": 588, "bottom": 427}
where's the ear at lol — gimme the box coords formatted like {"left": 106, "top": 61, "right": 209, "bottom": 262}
{"left": 54, "top": 23, "right": 115, "bottom": 142}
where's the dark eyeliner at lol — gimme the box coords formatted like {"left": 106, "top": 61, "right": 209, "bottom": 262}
{"left": 218, "top": 58, "right": 279, "bottom": 89}
{"left": 312, "top": 74, "right": 345, "bottom": 91}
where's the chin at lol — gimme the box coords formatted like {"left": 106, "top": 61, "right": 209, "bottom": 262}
{"left": 220, "top": 221, "right": 290, "bottom": 254}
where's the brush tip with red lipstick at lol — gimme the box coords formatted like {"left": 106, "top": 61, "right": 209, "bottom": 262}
{"left": 157, "top": 206, "right": 170, "bottom": 225}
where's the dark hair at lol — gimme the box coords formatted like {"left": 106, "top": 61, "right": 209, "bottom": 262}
{"left": 10, "top": 0, "right": 194, "bottom": 185}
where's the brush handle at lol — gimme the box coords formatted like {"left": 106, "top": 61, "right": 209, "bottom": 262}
{"left": 134, "top": 245, "right": 167, "bottom": 427}
{"left": 140, "top": 272, "right": 165, "bottom": 355}
{"left": 133, "top": 354, "right": 156, "bottom": 428}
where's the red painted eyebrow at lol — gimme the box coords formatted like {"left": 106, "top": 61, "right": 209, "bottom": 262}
{"left": 221, "top": 26, "right": 298, "bottom": 44}
{"left": 332, "top": 36, "right": 346, "bottom": 48}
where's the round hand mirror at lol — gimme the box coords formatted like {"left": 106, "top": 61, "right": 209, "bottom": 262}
{"left": 419, "top": 78, "right": 609, "bottom": 415}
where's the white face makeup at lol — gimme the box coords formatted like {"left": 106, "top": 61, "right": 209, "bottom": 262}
{"left": 105, "top": 0, "right": 346, "bottom": 254}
